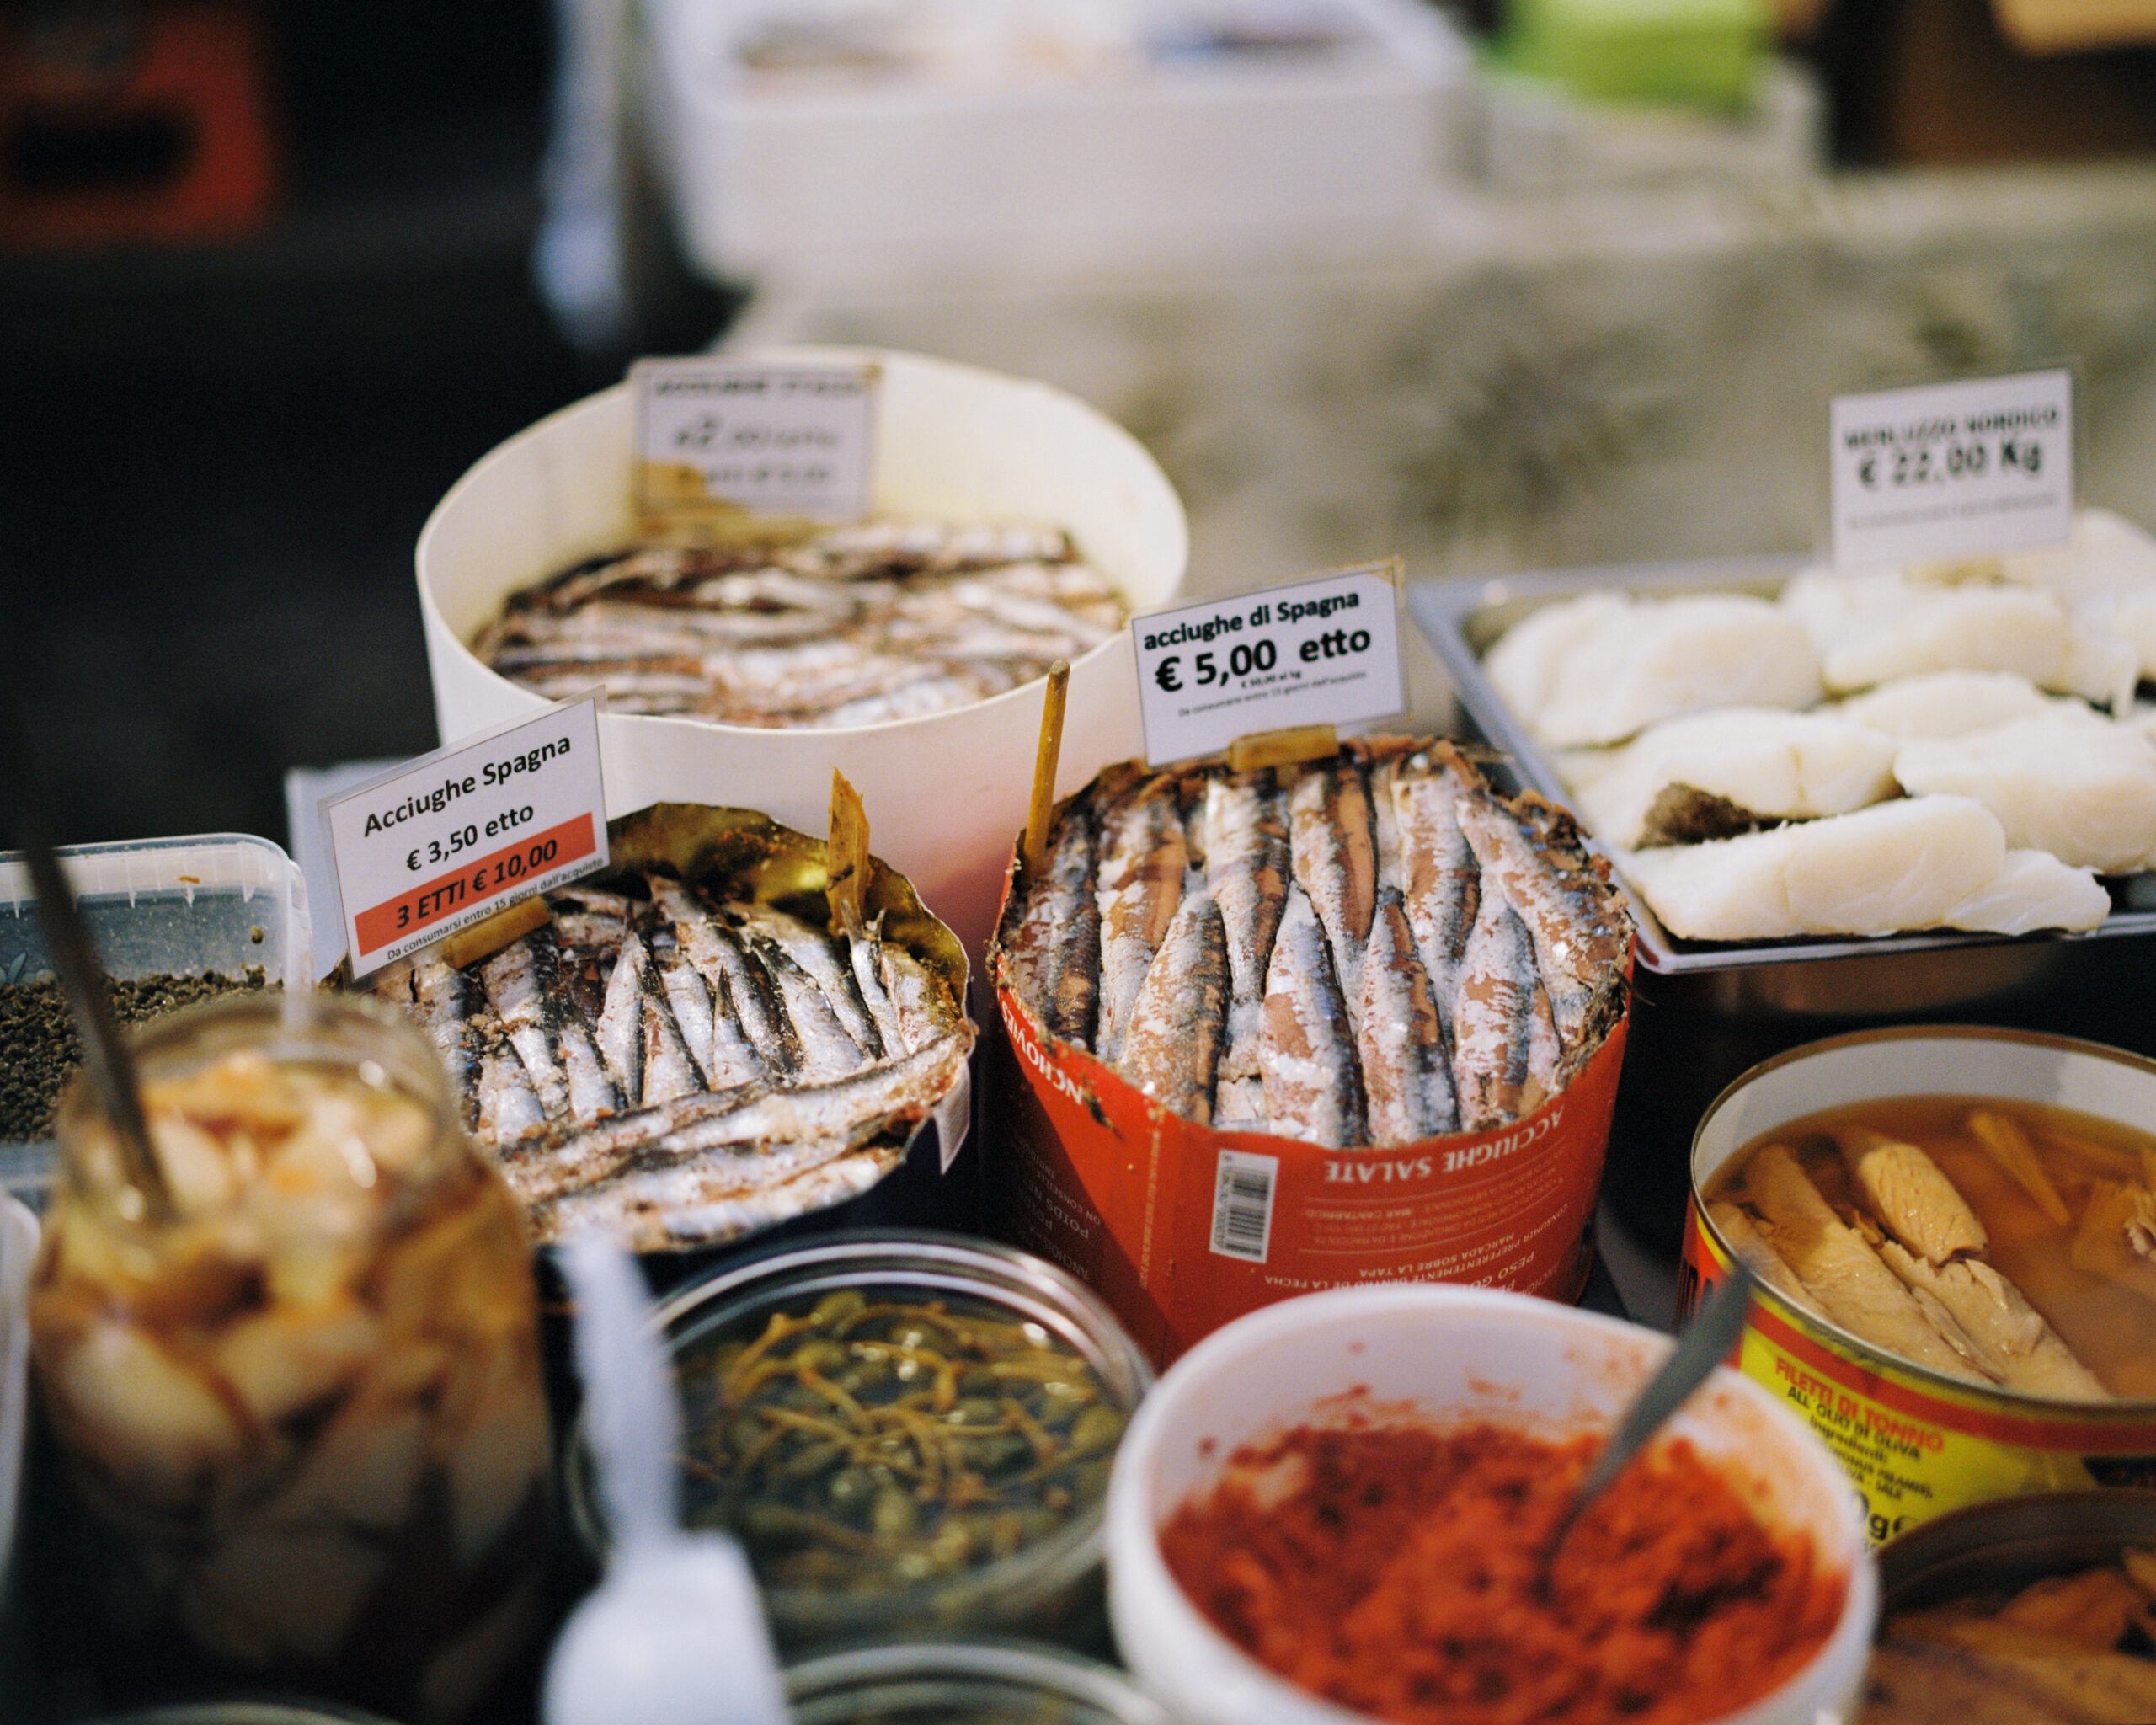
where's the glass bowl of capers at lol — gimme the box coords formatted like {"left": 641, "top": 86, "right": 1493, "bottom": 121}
{"left": 565, "top": 1229, "right": 1154, "bottom": 1653}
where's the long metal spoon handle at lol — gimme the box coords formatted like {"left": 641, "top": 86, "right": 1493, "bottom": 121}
{"left": 1547, "top": 1265, "right": 1757, "bottom": 1561}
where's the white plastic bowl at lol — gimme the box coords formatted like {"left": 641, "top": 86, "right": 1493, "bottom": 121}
{"left": 1104, "top": 1284, "right": 1878, "bottom": 1725}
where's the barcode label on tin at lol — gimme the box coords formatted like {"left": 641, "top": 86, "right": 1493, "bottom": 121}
{"left": 1211, "top": 1149, "right": 1278, "bottom": 1263}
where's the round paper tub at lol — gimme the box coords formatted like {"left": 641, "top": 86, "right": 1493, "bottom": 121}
{"left": 416, "top": 345, "right": 1188, "bottom": 972}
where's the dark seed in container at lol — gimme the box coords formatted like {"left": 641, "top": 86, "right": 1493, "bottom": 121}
{"left": 0, "top": 968, "right": 275, "bottom": 1140}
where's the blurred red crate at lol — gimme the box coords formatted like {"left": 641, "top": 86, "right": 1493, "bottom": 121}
{"left": 0, "top": 0, "right": 280, "bottom": 248}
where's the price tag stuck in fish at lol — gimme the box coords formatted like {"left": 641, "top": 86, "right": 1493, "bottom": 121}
{"left": 1130, "top": 561, "right": 1407, "bottom": 768}
{"left": 632, "top": 354, "right": 878, "bottom": 528}
{"left": 1828, "top": 368, "right": 2075, "bottom": 570}
{"left": 324, "top": 694, "right": 611, "bottom": 977}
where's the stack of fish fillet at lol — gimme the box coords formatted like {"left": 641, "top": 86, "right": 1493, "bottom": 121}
{"left": 368, "top": 873, "right": 974, "bottom": 1251}
{"left": 995, "top": 738, "right": 1634, "bottom": 1146}
{"left": 472, "top": 515, "right": 1127, "bottom": 729}
{"left": 1710, "top": 1130, "right": 2111, "bottom": 1401}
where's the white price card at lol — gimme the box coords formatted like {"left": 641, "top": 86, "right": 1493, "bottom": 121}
{"left": 632, "top": 355, "right": 877, "bottom": 522}
{"left": 324, "top": 696, "right": 610, "bottom": 977}
{"left": 1828, "top": 369, "right": 2073, "bottom": 569}
{"left": 1132, "top": 563, "right": 1406, "bottom": 766}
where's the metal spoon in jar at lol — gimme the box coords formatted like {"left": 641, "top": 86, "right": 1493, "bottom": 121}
{"left": 1539, "top": 1266, "right": 1757, "bottom": 1584}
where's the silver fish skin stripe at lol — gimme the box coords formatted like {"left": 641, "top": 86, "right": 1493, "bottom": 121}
{"left": 1357, "top": 884, "right": 1460, "bottom": 1146}
{"left": 1288, "top": 758, "right": 1379, "bottom": 1040}
{"left": 647, "top": 874, "right": 805, "bottom": 1081}
{"left": 479, "top": 930, "right": 576, "bottom": 1120}
{"left": 1259, "top": 885, "right": 1366, "bottom": 1150}
{"left": 473, "top": 1020, "right": 549, "bottom": 1147}
{"left": 1456, "top": 793, "right": 1623, "bottom": 1057}
{"left": 1449, "top": 889, "right": 1561, "bottom": 1133}
{"left": 1390, "top": 747, "right": 1483, "bottom": 1039}
{"left": 1094, "top": 771, "right": 1187, "bottom": 1066}
{"left": 593, "top": 927, "right": 650, "bottom": 1108}
{"left": 1203, "top": 768, "right": 1289, "bottom": 1087}
{"left": 1002, "top": 802, "right": 1102, "bottom": 1049}
{"left": 1116, "top": 889, "right": 1230, "bottom": 1124}
{"left": 731, "top": 921, "right": 873, "bottom": 1084}
{"left": 728, "top": 900, "right": 886, "bottom": 1061}
{"left": 500, "top": 1030, "right": 969, "bottom": 1210}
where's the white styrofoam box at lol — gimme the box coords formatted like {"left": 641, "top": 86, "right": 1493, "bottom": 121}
{"left": 639, "top": 0, "right": 1476, "bottom": 289}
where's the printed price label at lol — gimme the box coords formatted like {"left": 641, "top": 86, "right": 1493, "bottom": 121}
{"left": 632, "top": 355, "right": 877, "bottom": 522}
{"left": 1131, "top": 563, "right": 1406, "bottom": 766}
{"left": 324, "top": 696, "right": 610, "bottom": 976}
{"left": 1828, "top": 369, "right": 2073, "bottom": 569}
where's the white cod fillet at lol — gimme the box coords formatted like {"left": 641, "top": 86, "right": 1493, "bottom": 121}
{"left": 1934, "top": 849, "right": 2110, "bottom": 937}
{"left": 1780, "top": 563, "right": 2136, "bottom": 710}
{"left": 1558, "top": 706, "right": 1900, "bottom": 847}
{"left": 1892, "top": 702, "right": 2156, "bottom": 875}
{"left": 1999, "top": 508, "right": 2156, "bottom": 685}
{"left": 1483, "top": 590, "right": 1822, "bottom": 749}
{"left": 1828, "top": 670, "right": 2052, "bottom": 740}
{"left": 1614, "top": 795, "right": 2010, "bottom": 941}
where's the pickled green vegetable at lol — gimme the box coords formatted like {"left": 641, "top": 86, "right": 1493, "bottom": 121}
{"left": 675, "top": 1289, "right": 1126, "bottom": 1596}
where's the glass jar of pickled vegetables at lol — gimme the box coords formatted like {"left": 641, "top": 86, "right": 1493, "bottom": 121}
{"left": 567, "top": 1231, "right": 1154, "bottom": 1654}
{"left": 29, "top": 993, "right": 555, "bottom": 1725}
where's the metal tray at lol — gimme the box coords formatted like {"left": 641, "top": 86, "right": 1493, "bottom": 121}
{"left": 1408, "top": 560, "right": 2156, "bottom": 1258}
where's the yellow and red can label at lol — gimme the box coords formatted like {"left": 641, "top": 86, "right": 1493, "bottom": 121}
{"left": 1681, "top": 1207, "right": 2156, "bottom": 1546}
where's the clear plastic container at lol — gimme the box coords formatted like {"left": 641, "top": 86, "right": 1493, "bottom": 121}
{"left": 0, "top": 831, "right": 313, "bottom": 1196}
{"left": 785, "top": 1638, "right": 1176, "bottom": 1725}
{"left": 29, "top": 992, "right": 552, "bottom": 1725}
{"left": 567, "top": 1229, "right": 1154, "bottom": 1653}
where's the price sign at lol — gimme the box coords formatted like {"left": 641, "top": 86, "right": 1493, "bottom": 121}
{"left": 632, "top": 355, "right": 877, "bottom": 522}
{"left": 324, "top": 696, "right": 610, "bottom": 976}
{"left": 1828, "top": 369, "right": 2073, "bottom": 569}
{"left": 1131, "top": 563, "right": 1406, "bottom": 766}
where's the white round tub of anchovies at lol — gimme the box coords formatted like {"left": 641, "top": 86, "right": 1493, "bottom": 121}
{"left": 364, "top": 804, "right": 976, "bottom": 1256}
{"left": 1480, "top": 508, "right": 2156, "bottom": 943}
{"left": 985, "top": 735, "right": 1636, "bottom": 1365}
{"left": 416, "top": 354, "right": 1190, "bottom": 978}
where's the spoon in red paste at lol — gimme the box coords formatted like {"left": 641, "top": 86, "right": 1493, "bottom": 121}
{"left": 1538, "top": 1265, "right": 1757, "bottom": 1588}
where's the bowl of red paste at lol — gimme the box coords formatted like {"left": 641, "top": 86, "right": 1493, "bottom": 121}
{"left": 1103, "top": 1284, "right": 1876, "bottom": 1725}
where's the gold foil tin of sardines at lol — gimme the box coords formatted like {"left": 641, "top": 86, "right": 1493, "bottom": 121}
{"left": 361, "top": 803, "right": 974, "bottom": 1258}
{"left": 1411, "top": 549, "right": 2156, "bottom": 1255}
{"left": 1680, "top": 1026, "right": 2156, "bottom": 1550}
{"left": 987, "top": 734, "right": 1635, "bottom": 1365}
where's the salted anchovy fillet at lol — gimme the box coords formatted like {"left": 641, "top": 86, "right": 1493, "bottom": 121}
{"left": 499, "top": 1031, "right": 971, "bottom": 1211}
{"left": 1260, "top": 887, "right": 1365, "bottom": 1149}
{"left": 1738, "top": 1142, "right": 1991, "bottom": 1383}
{"left": 1203, "top": 770, "right": 1290, "bottom": 1092}
{"left": 1390, "top": 746, "right": 1483, "bottom": 1033}
{"left": 1449, "top": 890, "right": 1560, "bottom": 1133}
{"left": 1095, "top": 772, "right": 1189, "bottom": 1066}
{"left": 1118, "top": 890, "right": 1230, "bottom": 1124}
{"left": 1706, "top": 1200, "right": 1828, "bottom": 1321}
{"left": 647, "top": 875, "right": 803, "bottom": 1081}
{"left": 875, "top": 942, "right": 961, "bottom": 1056}
{"left": 480, "top": 928, "right": 623, "bottom": 1124}
{"left": 1289, "top": 756, "right": 1378, "bottom": 1027}
{"left": 1001, "top": 803, "right": 1102, "bottom": 1047}
{"left": 594, "top": 929, "right": 702, "bottom": 1108}
{"left": 728, "top": 900, "right": 886, "bottom": 1063}
{"left": 472, "top": 1017, "right": 548, "bottom": 1147}
{"left": 1870, "top": 1236, "right": 2109, "bottom": 1400}
{"left": 1836, "top": 1125, "right": 1988, "bottom": 1265}
{"left": 733, "top": 924, "right": 872, "bottom": 1084}
{"left": 1358, "top": 885, "right": 1459, "bottom": 1146}
{"left": 1456, "top": 788, "right": 1629, "bottom": 1062}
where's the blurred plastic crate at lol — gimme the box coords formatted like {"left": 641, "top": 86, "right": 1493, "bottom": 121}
{"left": 639, "top": 0, "right": 1476, "bottom": 288}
